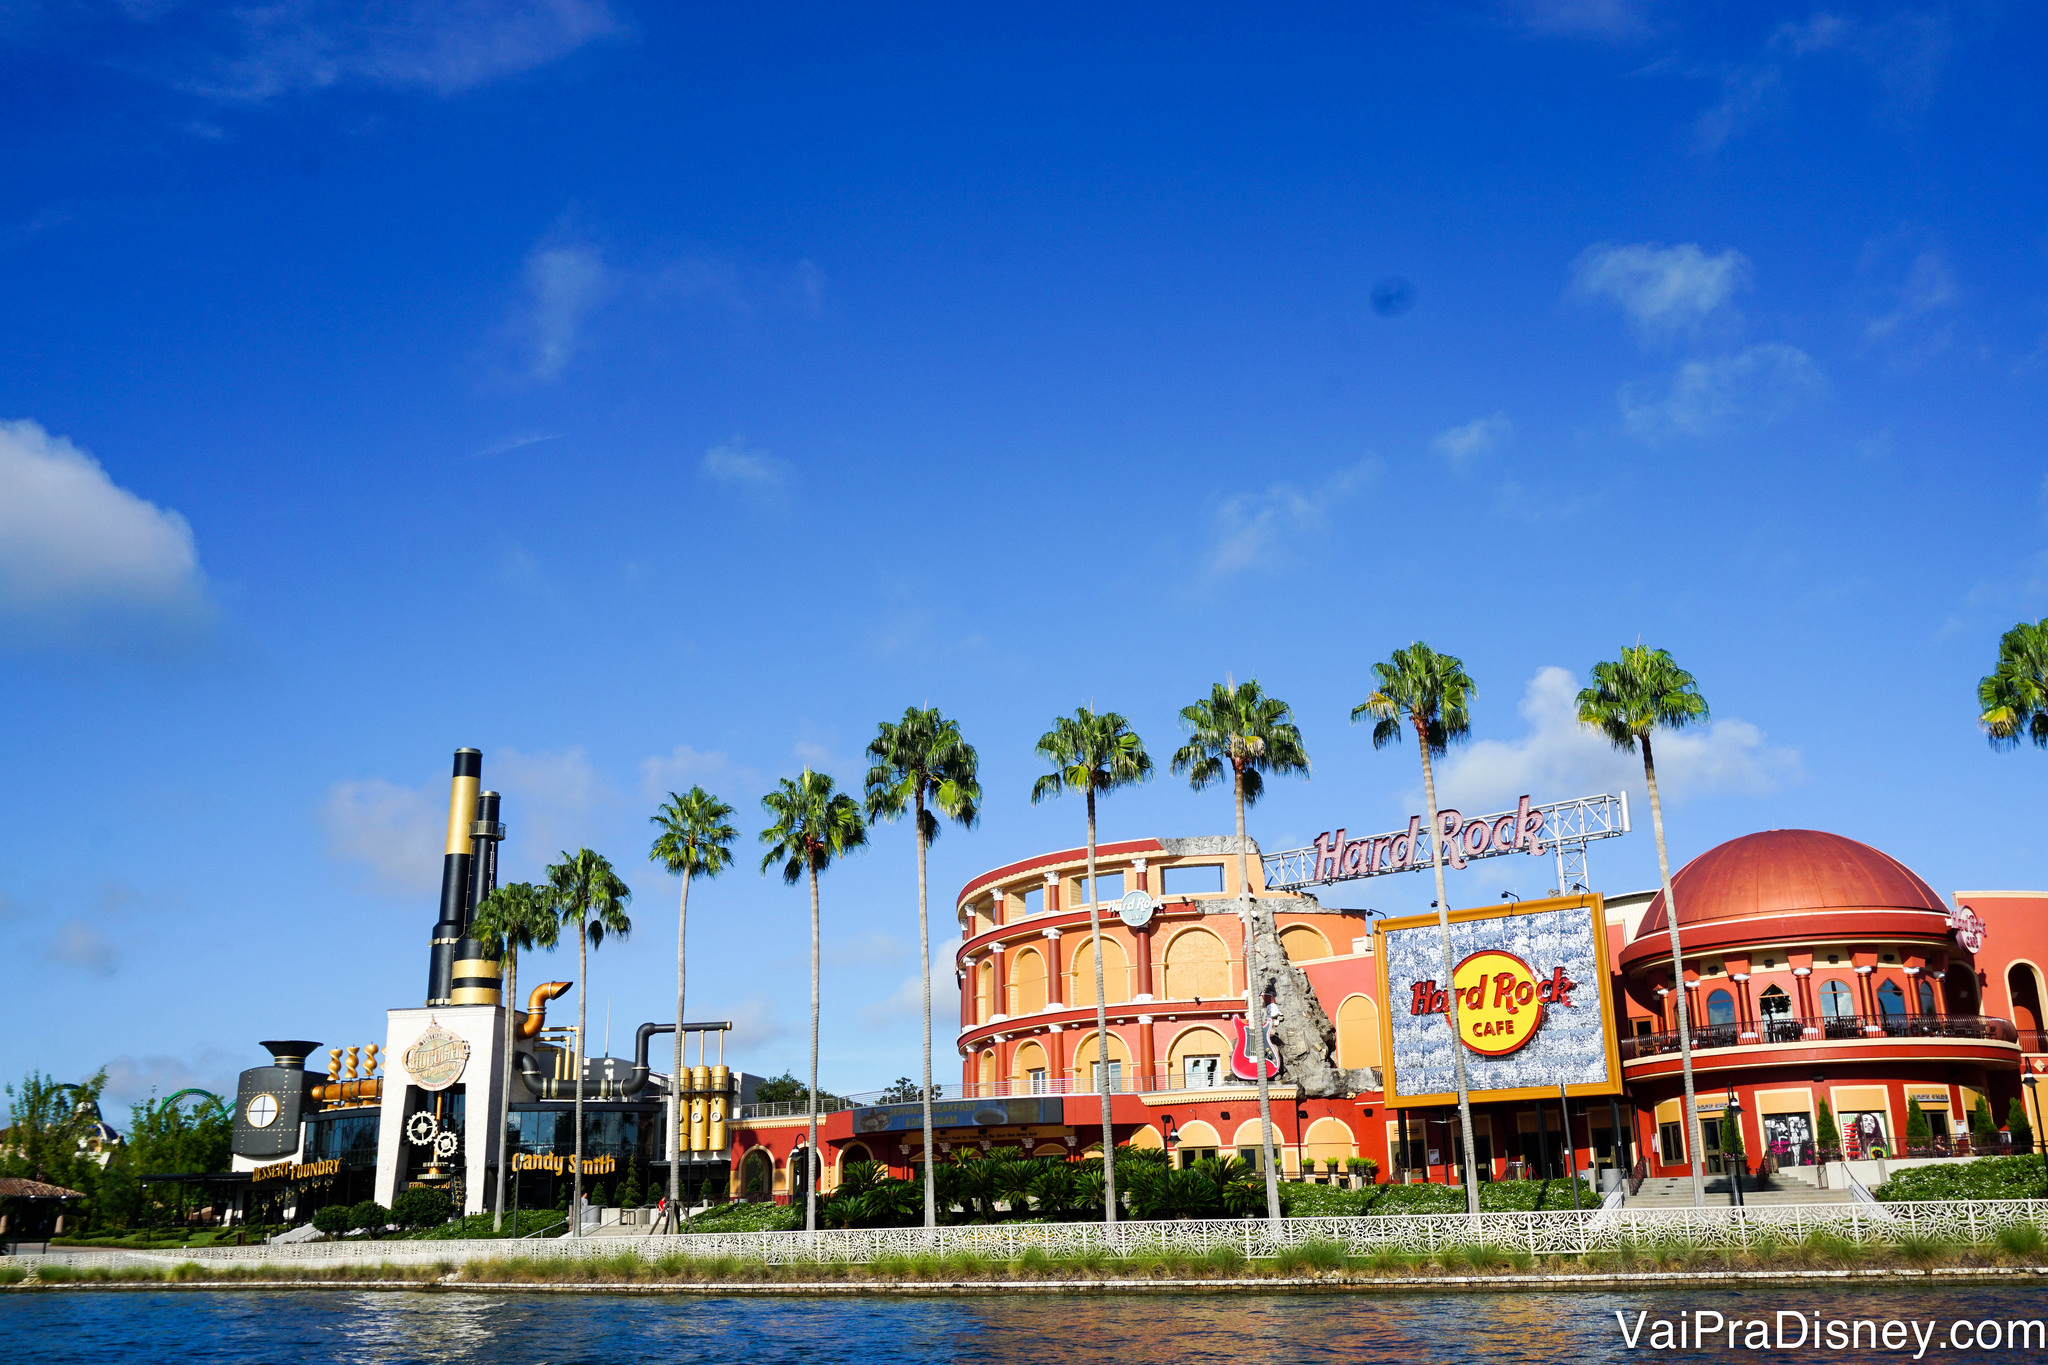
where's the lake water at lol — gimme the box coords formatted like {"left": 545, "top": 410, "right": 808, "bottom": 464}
{"left": 2, "top": 1285, "right": 2042, "bottom": 1362}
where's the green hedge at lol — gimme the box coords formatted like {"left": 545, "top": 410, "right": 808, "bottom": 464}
{"left": 1874, "top": 1155, "right": 2048, "bottom": 1203}
{"left": 680, "top": 1201, "right": 803, "bottom": 1233}
{"left": 1280, "top": 1178, "right": 1596, "bottom": 1216}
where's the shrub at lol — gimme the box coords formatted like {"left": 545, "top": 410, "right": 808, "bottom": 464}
{"left": 1873, "top": 1155, "right": 2046, "bottom": 1203}
{"left": 391, "top": 1187, "right": 453, "bottom": 1229}
{"left": 311, "top": 1205, "right": 352, "bottom": 1236}
{"left": 1905, "top": 1098, "right": 1931, "bottom": 1144}
{"left": 1970, "top": 1098, "right": 1998, "bottom": 1141}
{"left": 347, "top": 1200, "right": 390, "bottom": 1232}
{"left": 1994, "top": 1223, "right": 2045, "bottom": 1260}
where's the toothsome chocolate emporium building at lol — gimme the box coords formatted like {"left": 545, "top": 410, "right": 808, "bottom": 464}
{"left": 725, "top": 826, "right": 2047, "bottom": 1201}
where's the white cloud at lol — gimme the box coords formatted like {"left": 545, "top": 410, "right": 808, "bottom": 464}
{"left": 1863, "top": 248, "right": 1959, "bottom": 350}
{"left": 1693, "top": 10, "right": 1954, "bottom": 152}
{"left": 323, "top": 745, "right": 611, "bottom": 893}
{"left": 1431, "top": 666, "right": 1801, "bottom": 812}
{"left": 700, "top": 437, "right": 788, "bottom": 493}
{"left": 1208, "top": 458, "right": 1380, "bottom": 575}
{"left": 321, "top": 777, "right": 444, "bottom": 895}
{"left": 1431, "top": 414, "right": 1512, "bottom": 468}
{"left": 0, "top": 419, "right": 213, "bottom": 649}
{"left": 1570, "top": 242, "right": 1751, "bottom": 339}
{"left": 1619, "top": 342, "right": 1822, "bottom": 439}
{"left": 46, "top": 918, "right": 119, "bottom": 975}
{"left": 101, "top": 1048, "right": 244, "bottom": 1112}
{"left": 519, "top": 242, "right": 612, "bottom": 379}
{"left": 174, "top": 1, "right": 619, "bottom": 102}
{"left": 721, "top": 993, "right": 791, "bottom": 1057}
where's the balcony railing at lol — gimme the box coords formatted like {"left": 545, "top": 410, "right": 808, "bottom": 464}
{"left": 2019, "top": 1029, "right": 2048, "bottom": 1054}
{"left": 1620, "top": 1013, "right": 2018, "bottom": 1061}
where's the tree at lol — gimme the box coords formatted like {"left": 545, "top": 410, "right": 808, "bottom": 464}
{"left": 100, "top": 1090, "right": 231, "bottom": 1228}
{"left": 1034, "top": 705, "right": 1154, "bottom": 1225}
{"left": 2009, "top": 1097, "right": 2037, "bottom": 1154}
{"left": 1905, "top": 1097, "right": 1931, "bottom": 1147}
{"left": 1819, "top": 1098, "right": 1841, "bottom": 1154}
{"left": 1970, "top": 1096, "right": 1997, "bottom": 1143}
{"left": 1, "top": 1069, "right": 107, "bottom": 1215}
{"left": 542, "top": 848, "right": 632, "bottom": 1236}
{"left": 1355, "top": 642, "right": 1483, "bottom": 1217}
{"left": 1576, "top": 643, "right": 1712, "bottom": 1207}
{"left": 1979, "top": 618, "right": 2048, "bottom": 750}
{"left": 648, "top": 785, "right": 737, "bottom": 1225}
{"left": 1720, "top": 1109, "right": 1744, "bottom": 1160}
{"left": 760, "top": 769, "right": 868, "bottom": 1233}
{"left": 865, "top": 706, "right": 981, "bottom": 1232}
{"left": 469, "top": 880, "right": 560, "bottom": 1233}
{"left": 1174, "top": 678, "right": 1309, "bottom": 1227}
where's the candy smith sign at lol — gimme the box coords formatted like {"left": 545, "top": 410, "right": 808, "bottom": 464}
{"left": 1374, "top": 894, "right": 1624, "bottom": 1107}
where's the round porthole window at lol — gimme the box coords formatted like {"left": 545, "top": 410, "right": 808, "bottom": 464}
{"left": 245, "top": 1094, "right": 280, "bottom": 1128}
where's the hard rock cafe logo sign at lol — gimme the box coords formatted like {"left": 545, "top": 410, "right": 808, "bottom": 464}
{"left": 403, "top": 1019, "right": 470, "bottom": 1092}
{"left": 1947, "top": 903, "right": 1986, "bottom": 955}
{"left": 1407, "top": 950, "right": 1577, "bottom": 1058}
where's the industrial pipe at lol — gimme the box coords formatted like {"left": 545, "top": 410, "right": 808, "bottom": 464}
{"left": 512, "top": 1020, "right": 732, "bottom": 1101}
{"left": 450, "top": 788, "right": 506, "bottom": 1006}
{"left": 518, "top": 980, "right": 572, "bottom": 1038}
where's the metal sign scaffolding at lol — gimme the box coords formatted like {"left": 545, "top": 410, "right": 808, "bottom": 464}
{"left": 1261, "top": 792, "right": 1630, "bottom": 895}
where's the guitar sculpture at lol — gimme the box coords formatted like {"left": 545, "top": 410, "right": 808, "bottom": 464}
{"left": 1229, "top": 1011, "right": 1282, "bottom": 1082}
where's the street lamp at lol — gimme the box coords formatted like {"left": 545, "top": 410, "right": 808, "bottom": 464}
{"left": 1725, "top": 1089, "right": 1745, "bottom": 1208}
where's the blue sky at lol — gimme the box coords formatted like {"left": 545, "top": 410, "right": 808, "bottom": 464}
{"left": 3, "top": 2, "right": 2044, "bottom": 1112}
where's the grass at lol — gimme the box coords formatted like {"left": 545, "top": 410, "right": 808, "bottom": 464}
{"left": 10, "top": 1220, "right": 2048, "bottom": 1289}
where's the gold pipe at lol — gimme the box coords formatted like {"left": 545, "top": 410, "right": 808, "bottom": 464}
{"left": 517, "top": 980, "right": 572, "bottom": 1039}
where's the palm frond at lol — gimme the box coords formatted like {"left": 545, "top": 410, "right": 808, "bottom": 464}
{"left": 1575, "top": 644, "right": 1710, "bottom": 752}
{"left": 864, "top": 706, "right": 982, "bottom": 840}
{"left": 1032, "top": 707, "right": 1154, "bottom": 804}
{"left": 1355, "top": 642, "right": 1474, "bottom": 757}
{"left": 648, "top": 787, "right": 738, "bottom": 879}
{"left": 1979, "top": 618, "right": 2048, "bottom": 751}
{"left": 759, "top": 769, "right": 870, "bottom": 882}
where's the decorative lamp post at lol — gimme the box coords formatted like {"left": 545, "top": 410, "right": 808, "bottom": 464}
{"left": 1725, "top": 1089, "right": 1744, "bottom": 1208}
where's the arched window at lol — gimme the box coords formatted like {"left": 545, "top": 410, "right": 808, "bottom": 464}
{"left": 1877, "top": 979, "right": 1906, "bottom": 1016}
{"left": 1758, "top": 985, "right": 1790, "bottom": 1019}
{"left": 1068, "top": 937, "right": 1131, "bottom": 1005}
{"left": 1278, "top": 925, "right": 1331, "bottom": 963}
{"left": 1335, "top": 996, "right": 1381, "bottom": 1073}
{"left": 1706, "top": 989, "right": 1736, "bottom": 1026}
{"left": 1010, "top": 947, "right": 1047, "bottom": 1015}
{"left": 1819, "top": 980, "right": 1854, "bottom": 1017}
{"left": 1946, "top": 965, "right": 1978, "bottom": 1015}
{"left": 1916, "top": 976, "right": 1936, "bottom": 1016}
{"left": 1161, "top": 928, "right": 1231, "bottom": 1000}
{"left": 2009, "top": 964, "right": 2045, "bottom": 1032}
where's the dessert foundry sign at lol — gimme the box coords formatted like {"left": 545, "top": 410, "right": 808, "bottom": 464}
{"left": 1373, "top": 894, "right": 1624, "bottom": 1107}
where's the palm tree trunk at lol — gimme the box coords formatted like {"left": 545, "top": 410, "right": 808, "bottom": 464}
{"left": 1643, "top": 734, "right": 1706, "bottom": 1206}
{"left": 672, "top": 870, "right": 691, "bottom": 1227}
{"left": 807, "top": 859, "right": 821, "bottom": 1235}
{"left": 1087, "top": 786, "right": 1115, "bottom": 1224}
{"left": 917, "top": 789, "right": 937, "bottom": 1234}
{"left": 493, "top": 948, "right": 517, "bottom": 1234}
{"left": 1418, "top": 723, "right": 1482, "bottom": 1218}
{"left": 1236, "top": 768, "right": 1281, "bottom": 1225}
{"left": 573, "top": 919, "right": 587, "bottom": 1236}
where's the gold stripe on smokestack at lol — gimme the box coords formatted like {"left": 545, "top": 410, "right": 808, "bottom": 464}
{"left": 445, "top": 774, "right": 481, "bottom": 855}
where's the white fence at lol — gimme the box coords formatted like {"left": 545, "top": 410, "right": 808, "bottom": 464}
{"left": 8, "top": 1200, "right": 2046, "bottom": 1275}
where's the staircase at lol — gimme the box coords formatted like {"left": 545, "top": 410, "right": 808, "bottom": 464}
{"left": 1626, "top": 1167, "right": 1852, "bottom": 1207}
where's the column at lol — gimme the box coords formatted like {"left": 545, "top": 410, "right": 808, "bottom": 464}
{"left": 1045, "top": 929, "right": 1064, "bottom": 1007}
{"left": 1135, "top": 1016, "right": 1155, "bottom": 1091}
{"left": 1045, "top": 869, "right": 1060, "bottom": 917}
{"left": 1134, "top": 923, "right": 1155, "bottom": 1002}
{"left": 991, "top": 947, "right": 1008, "bottom": 1023}
{"left": 1132, "top": 857, "right": 1149, "bottom": 894}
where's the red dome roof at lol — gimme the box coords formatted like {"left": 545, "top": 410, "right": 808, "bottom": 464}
{"left": 1635, "top": 829, "right": 1947, "bottom": 941}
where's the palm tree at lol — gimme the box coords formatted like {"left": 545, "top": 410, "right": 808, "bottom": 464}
{"left": 759, "top": 769, "right": 868, "bottom": 1233}
{"left": 648, "top": 786, "right": 737, "bottom": 1227}
{"left": 1980, "top": 618, "right": 2048, "bottom": 751}
{"left": 1354, "top": 643, "right": 1481, "bottom": 1217}
{"left": 1577, "top": 644, "right": 1711, "bottom": 1206}
{"left": 469, "top": 881, "right": 560, "bottom": 1233}
{"left": 1172, "top": 679, "right": 1308, "bottom": 1226}
{"left": 1032, "top": 707, "right": 1153, "bottom": 1224}
{"left": 543, "top": 848, "right": 632, "bottom": 1236}
{"left": 865, "top": 707, "right": 981, "bottom": 1233}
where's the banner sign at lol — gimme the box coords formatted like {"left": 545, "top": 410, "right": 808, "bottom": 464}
{"left": 1374, "top": 894, "right": 1624, "bottom": 1107}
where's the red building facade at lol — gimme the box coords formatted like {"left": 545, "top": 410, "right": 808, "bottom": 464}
{"left": 724, "top": 828, "right": 2047, "bottom": 1202}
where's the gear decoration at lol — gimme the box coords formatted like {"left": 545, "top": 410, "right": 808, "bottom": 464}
{"left": 433, "top": 1129, "right": 459, "bottom": 1158}
{"left": 405, "top": 1111, "right": 439, "bottom": 1146}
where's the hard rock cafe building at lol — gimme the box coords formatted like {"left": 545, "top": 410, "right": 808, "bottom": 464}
{"left": 726, "top": 827, "right": 2048, "bottom": 1198}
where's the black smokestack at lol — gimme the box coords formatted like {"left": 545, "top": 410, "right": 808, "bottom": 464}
{"left": 450, "top": 789, "right": 506, "bottom": 1006}
{"left": 425, "top": 748, "right": 482, "bottom": 1006}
